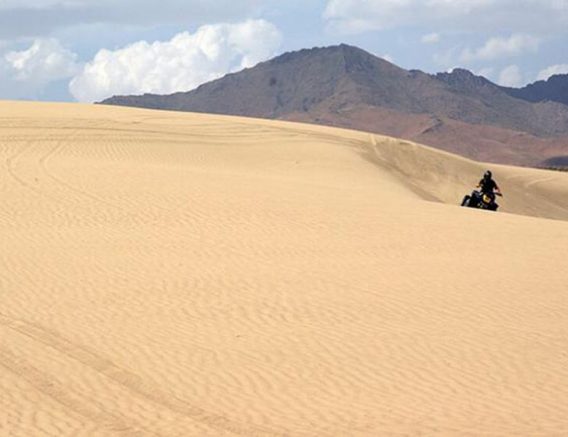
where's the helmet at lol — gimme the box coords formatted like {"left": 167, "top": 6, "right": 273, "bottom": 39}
{"left": 484, "top": 170, "right": 492, "bottom": 179}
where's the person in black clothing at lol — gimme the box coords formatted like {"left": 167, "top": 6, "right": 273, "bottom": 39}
{"left": 477, "top": 170, "right": 502, "bottom": 203}
{"left": 461, "top": 170, "right": 503, "bottom": 210}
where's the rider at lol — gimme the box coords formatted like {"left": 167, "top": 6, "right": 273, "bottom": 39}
{"left": 476, "top": 170, "right": 502, "bottom": 206}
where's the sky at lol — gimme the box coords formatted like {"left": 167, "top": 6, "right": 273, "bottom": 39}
{"left": 1, "top": 0, "right": 567, "bottom": 102}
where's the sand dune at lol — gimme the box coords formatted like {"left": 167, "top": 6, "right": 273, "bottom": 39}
{"left": 1, "top": 100, "right": 568, "bottom": 436}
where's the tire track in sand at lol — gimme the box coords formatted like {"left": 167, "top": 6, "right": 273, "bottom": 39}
{"left": 4, "top": 140, "right": 65, "bottom": 204}
{"left": 0, "top": 346, "right": 159, "bottom": 437}
{"left": 0, "top": 313, "right": 296, "bottom": 437}
{"left": 3, "top": 131, "right": 116, "bottom": 218}
{"left": 38, "top": 131, "right": 129, "bottom": 213}
{"left": 37, "top": 125, "right": 183, "bottom": 221}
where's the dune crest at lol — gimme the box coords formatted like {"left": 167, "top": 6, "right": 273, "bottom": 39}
{"left": 2, "top": 101, "right": 568, "bottom": 436}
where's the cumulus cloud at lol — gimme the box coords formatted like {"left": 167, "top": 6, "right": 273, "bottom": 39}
{"left": 460, "top": 34, "right": 540, "bottom": 62}
{"left": 537, "top": 64, "right": 568, "bottom": 81}
{"left": 4, "top": 38, "right": 79, "bottom": 85}
{"left": 421, "top": 33, "right": 441, "bottom": 44}
{"left": 69, "top": 19, "right": 282, "bottom": 102}
{"left": 498, "top": 65, "right": 523, "bottom": 87}
{"left": 323, "top": 0, "right": 568, "bottom": 34}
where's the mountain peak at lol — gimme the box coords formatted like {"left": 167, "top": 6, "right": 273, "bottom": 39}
{"left": 502, "top": 73, "right": 568, "bottom": 105}
{"left": 266, "top": 44, "right": 394, "bottom": 69}
{"left": 436, "top": 68, "right": 493, "bottom": 88}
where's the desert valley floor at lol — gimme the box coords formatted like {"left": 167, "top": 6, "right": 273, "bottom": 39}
{"left": 1, "top": 101, "right": 568, "bottom": 436}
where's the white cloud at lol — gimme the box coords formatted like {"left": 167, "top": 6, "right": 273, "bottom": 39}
{"left": 460, "top": 34, "right": 540, "bottom": 62}
{"left": 69, "top": 19, "right": 282, "bottom": 102}
{"left": 4, "top": 38, "right": 79, "bottom": 85}
{"left": 498, "top": 65, "right": 523, "bottom": 87}
{"left": 421, "top": 33, "right": 441, "bottom": 44}
{"left": 323, "top": 0, "right": 568, "bottom": 34}
{"left": 537, "top": 64, "right": 568, "bottom": 81}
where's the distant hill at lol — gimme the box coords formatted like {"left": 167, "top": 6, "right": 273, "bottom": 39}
{"left": 501, "top": 74, "right": 568, "bottom": 106}
{"left": 100, "top": 44, "right": 568, "bottom": 167}
{"left": 540, "top": 155, "right": 568, "bottom": 170}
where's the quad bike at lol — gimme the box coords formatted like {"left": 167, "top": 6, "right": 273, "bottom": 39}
{"left": 461, "top": 190, "right": 502, "bottom": 211}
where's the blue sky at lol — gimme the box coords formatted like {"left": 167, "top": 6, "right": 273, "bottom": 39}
{"left": 1, "top": 0, "right": 567, "bottom": 102}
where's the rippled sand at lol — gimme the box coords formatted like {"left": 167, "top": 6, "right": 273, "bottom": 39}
{"left": 2, "top": 101, "right": 568, "bottom": 436}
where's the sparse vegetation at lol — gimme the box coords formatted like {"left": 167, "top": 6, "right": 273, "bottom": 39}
{"left": 542, "top": 167, "right": 568, "bottom": 172}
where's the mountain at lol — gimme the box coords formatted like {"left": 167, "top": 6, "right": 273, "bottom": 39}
{"left": 501, "top": 74, "right": 568, "bottom": 106}
{"left": 100, "top": 44, "right": 568, "bottom": 167}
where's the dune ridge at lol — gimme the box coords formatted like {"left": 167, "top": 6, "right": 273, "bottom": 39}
{"left": 2, "top": 101, "right": 568, "bottom": 436}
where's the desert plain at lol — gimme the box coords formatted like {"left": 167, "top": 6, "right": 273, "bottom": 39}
{"left": 1, "top": 101, "right": 568, "bottom": 436}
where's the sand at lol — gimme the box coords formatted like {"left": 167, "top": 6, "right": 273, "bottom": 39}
{"left": 1, "top": 100, "right": 568, "bottom": 436}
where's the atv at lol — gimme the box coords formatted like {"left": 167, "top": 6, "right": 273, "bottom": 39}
{"left": 461, "top": 190, "right": 501, "bottom": 211}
